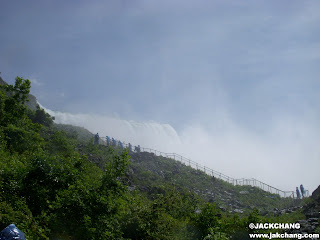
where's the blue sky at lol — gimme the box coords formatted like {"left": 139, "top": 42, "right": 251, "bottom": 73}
{"left": 1, "top": 0, "right": 320, "bottom": 192}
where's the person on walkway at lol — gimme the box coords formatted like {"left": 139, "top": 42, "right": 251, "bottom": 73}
{"left": 128, "top": 143, "right": 132, "bottom": 152}
{"left": 106, "top": 136, "right": 111, "bottom": 146}
{"left": 94, "top": 133, "right": 99, "bottom": 145}
{"left": 296, "top": 187, "right": 301, "bottom": 199}
{"left": 135, "top": 145, "right": 141, "bottom": 153}
{"left": 112, "top": 138, "right": 117, "bottom": 147}
{"left": 300, "top": 184, "right": 305, "bottom": 198}
{"left": 119, "top": 141, "right": 123, "bottom": 150}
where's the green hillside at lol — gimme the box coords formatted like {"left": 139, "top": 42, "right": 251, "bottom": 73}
{"left": 126, "top": 151, "right": 294, "bottom": 213}
{"left": 53, "top": 123, "right": 95, "bottom": 143}
{"left": 0, "top": 77, "right": 318, "bottom": 239}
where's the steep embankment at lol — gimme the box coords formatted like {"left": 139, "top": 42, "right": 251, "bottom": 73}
{"left": 53, "top": 123, "right": 95, "bottom": 143}
{"left": 53, "top": 116, "right": 299, "bottom": 214}
{"left": 0, "top": 76, "right": 306, "bottom": 215}
{"left": 3, "top": 76, "right": 316, "bottom": 239}
{"left": 2, "top": 75, "right": 307, "bottom": 217}
{"left": 124, "top": 151, "right": 296, "bottom": 214}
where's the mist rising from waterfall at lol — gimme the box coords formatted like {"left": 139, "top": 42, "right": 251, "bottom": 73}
{"left": 42, "top": 104, "right": 181, "bottom": 153}
{"left": 41, "top": 103, "right": 320, "bottom": 192}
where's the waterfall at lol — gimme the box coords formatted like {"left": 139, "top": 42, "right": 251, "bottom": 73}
{"left": 39, "top": 103, "right": 181, "bottom": 152}
{"left": 38, "top": 102, "right": 320, "bottom": 192}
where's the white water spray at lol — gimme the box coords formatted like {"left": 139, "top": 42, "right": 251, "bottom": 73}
{"left": 40, "top": 103, "right": 181, "bottom": 153}
{"left": 40, "top": 103, "right": 320, "bottom": 192}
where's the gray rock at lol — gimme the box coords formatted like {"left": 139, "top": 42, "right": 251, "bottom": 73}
{"left": 240, "top": 191, "right": 249, "bottom": 195}
{"left": 297, "top": 220, "right": 308, "bottom": 225}
{"left": 308, "top": 218, "right": 319, "bottom": 223}
{"left": 233, "top": 209, "right": 244, "bottom": 213}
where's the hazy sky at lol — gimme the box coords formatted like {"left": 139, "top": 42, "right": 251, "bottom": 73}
{"left": 1, "top": 0, "right": 320, "bottom": 192}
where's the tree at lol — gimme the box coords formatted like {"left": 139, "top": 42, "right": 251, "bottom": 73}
{"left": 0, "top": 77, "right": 43, "bottom": 153}
{"left": 0, "top": 76, "right": 31, "bottom": 127}
{"left": 27, "top": 105, "right": 55, "bottom": 127}
{"left": 193, "top": 203, "right": 223, "bottom": 239}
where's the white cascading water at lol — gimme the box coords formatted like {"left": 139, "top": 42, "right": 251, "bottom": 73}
{"left": 40, "top": 103, "right": 181, "bottom": 153}
{"left": 39, "top": 102, "right": 320, "bottom": 192}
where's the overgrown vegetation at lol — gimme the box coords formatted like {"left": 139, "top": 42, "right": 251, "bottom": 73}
{"left": 0, "top": 77, "right": 310, "bottom": 239}
{"left": 126, "top": 151, "right": 296, "bottom": 213}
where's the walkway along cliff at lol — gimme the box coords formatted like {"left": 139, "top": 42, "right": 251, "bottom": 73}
{"left": 98, "top": 135, "right": 309, "bottom": 200}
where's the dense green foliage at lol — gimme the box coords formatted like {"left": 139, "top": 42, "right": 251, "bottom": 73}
{"left": 0, "top": 77, "right": 308, "bottom": 239}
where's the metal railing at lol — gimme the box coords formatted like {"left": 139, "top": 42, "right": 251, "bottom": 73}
{"left": 97, "top": 136, "right": 309, "bottom": 199}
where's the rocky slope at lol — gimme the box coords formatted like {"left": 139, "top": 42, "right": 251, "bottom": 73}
{"left": 125, "top": 151, "right": 297, "bottom": 214}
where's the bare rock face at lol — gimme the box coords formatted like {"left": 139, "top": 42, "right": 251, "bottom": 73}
{"left": 311, "top": 185, "right": 320, "bottom": 202}
{"left": 25, "top": 93, "right": 38, "bottom": 111}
